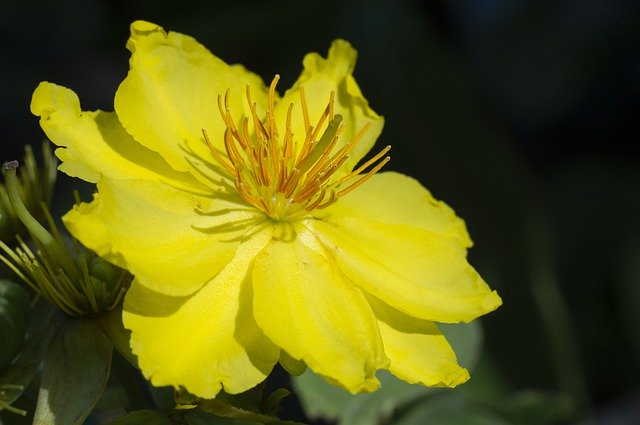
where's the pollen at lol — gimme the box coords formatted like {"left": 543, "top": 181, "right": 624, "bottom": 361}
{"left": 204, "top": 75, "right": 390, "bottom": 221}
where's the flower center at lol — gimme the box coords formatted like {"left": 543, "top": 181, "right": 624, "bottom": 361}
{"left": 204, "top": 76, "right": 390, "bottom": 221}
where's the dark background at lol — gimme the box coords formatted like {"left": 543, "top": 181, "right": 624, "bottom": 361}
{"left": 1, "top": 0, "right": 639, "bottom": 423}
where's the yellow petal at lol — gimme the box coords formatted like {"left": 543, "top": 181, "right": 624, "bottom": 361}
{"left": 63, "top": 177, "right": 261, "bottom": 296}
{"left": 318, "top": 172, "right": 472, "bottom": 247}
{"left": 123, "top": 227, "right": 279, "bottom": 398}
{"left": 31, "top": 82, "right": 204, "bottom": 192}
{"left": 115, "top": 20, "right": 268, "bottom": 178}
{"left": 274, "top": 39, "right": 384, "bottom": 176}
{"left": 368, "top": 295, "right": 469, "bottom": 387}
{"left": 252, "top": 223, "right": 388, "bottom": 393}
{"left": 309, "top": 216, "right": 502, "bottom": 324}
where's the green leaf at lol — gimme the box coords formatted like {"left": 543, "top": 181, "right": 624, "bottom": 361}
{"left": 185, "top": 409, "right": 304, "bottom": 425}
{"left": 395, "top": 394, "right": 510, "bottom": 425}
{"left": 0, "top": 280, "right": 30, "bottom": 368}
{"left": 184, "top": 410, "right": 258, "bottom": 425}
{"left": 292, "top": 320, "right": 484, "bottom": 424}
{"left": 33, "top": 315, "right": 113, "bottom": 425}
{"left": 198, "top": 399, "right": 298, "bottom": 424}
{"left": 339, "top": 371, "right": 439, "bottom": 425}
{"left": 439, "top": 320, "right": 483, "bottom": 371}
{"left": 0, "top": 328, "right": 51, "bottom": 413}
{"left": 498, "top": 390, "right": 574, "bottom": 425}
{"left": 107, "top": 410, "right": 172, "bottom": 425}
{"left": 290, "top": 367, "right": 352, "bottom": 421}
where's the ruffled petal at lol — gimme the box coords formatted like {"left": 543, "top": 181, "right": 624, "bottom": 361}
{"left": 31, "top": 82, "right": 205, "bottom": 192}
{"left": 308, "top": 216, "right": 501, "bottom": 324}
{"left": 274, "top": 39, "right": 384, "bottom": 176}
{"left": 252, "top": 223, "right": 388, "bottom": 393}
{"left": 115, "top": 20, "right": 269, "bottom": 178}
{"left": 368, "top": 295, "right": 469, "bottom": 387}
{"left": 123, "top": 227, "right": 279, "bottom": 398}
{"left": 63, "top": 177, "right": 261, "bottom": 296}
{"left": 316, "top": 172, "right": 472, "bottom": 247}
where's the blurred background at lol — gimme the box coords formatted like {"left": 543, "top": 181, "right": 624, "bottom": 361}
{"left": 1, "top": 0, "right": 639, "bottom": 423}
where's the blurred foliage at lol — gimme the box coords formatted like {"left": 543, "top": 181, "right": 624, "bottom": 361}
{"left": 1, "top": 0, "right": 639, "bottom": 423}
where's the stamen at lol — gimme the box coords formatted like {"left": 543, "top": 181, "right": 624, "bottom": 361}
{"left": 338, "top": 154, "right": 391, "bottom": 197}
{"left": 204, "top": 76, "right": 390, "bottom": 220}
{"left": 202, "top": 129, "right": 235, "bottom": 175}
{"left": 268, "top": 75, "right": 280, "bottom": 139}
{"left": 308, "top": 93, "right": 334, "bottom": 148}
{"left": 340, "top": 145, "right": 392, "bottom": 184}
{"left": 217, "top": 93, "right": 236, "bottom": 142}
{"left": 326, "top": 122, "right": 372, "bottom": 167}
{"left": 247, "top": 85, "right": 269, "bottom": 143}
{"left": 316, "top": 190, "right": 337, "bottom": 209}
{"left": 300, "top": 86, "right": 310, "bottom": 131}
{"left": 305, "top": 189, "right": 327, "bottom": 211}
{"left": 305, "top": 124, "right": 344, "bottom": 181}
{"left": 296, "top": 115, "right": 343, "bottom": 174}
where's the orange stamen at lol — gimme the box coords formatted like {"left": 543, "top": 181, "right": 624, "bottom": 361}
{"left": 203, "top": 76, "right": 390, "bottom": 220}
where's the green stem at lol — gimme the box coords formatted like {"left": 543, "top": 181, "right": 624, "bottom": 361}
{"left": 3, "top": 161, "right": 79, "bottom": 280}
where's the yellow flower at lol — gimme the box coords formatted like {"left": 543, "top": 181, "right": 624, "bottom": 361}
{"left": 31, "top": 21, "right": 501, "bottom": 398}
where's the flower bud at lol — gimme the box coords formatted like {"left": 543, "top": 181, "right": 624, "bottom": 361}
{"left": 0, "top": 162, "right": 131, "bottom": 316}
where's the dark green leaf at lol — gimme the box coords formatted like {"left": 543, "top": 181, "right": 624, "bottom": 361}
{"left": 184, "top": 409, "right": 304, "bottom": 425}
{"left": 107, "top": 410, "right": 172, "bottom": 425}
{"left": 184, "top": 409, "right": 258, "bottom": 425}
{"left": 498, "top": 390, "right": 574, "bottom": 425}
{"left": 198, "top": 399, "right": 298, "bottom": 424}
{"left": 33, "top": 315, "right": 113, "bottom": 425}
{"left": 0, "top": 328, "right": 51, "bottom": 411}
{"left": 395, "top": 394, "right": 510, "bottom": 425}
{"left": 0, "top": 280, "right": 30, "bottom": 368}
